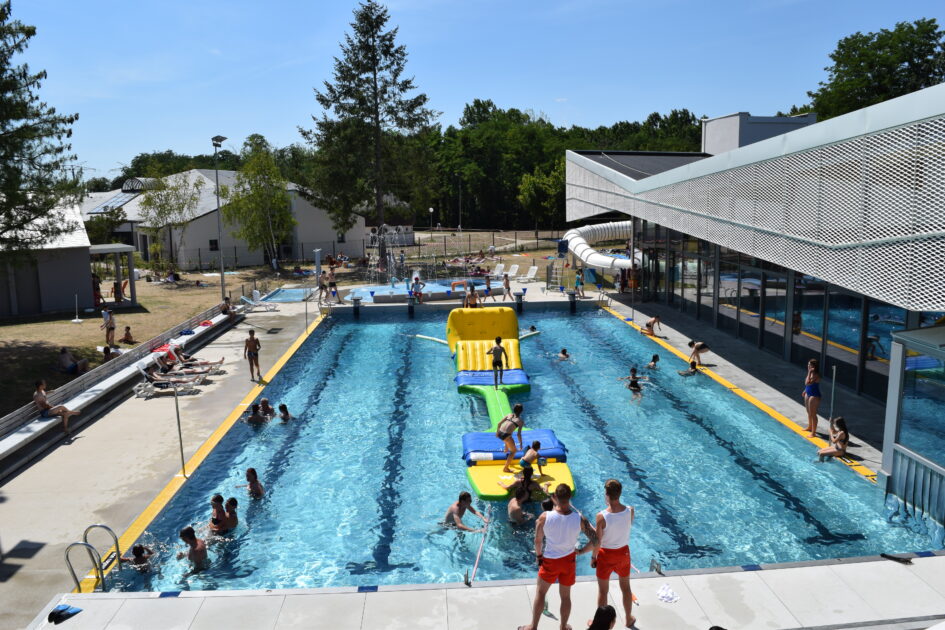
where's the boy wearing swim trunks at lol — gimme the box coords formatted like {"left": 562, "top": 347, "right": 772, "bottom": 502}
{"left": 519, "top": 484, "right": 597, "bottom": 630}
{"left": 486, "top": 336, "right": 508, "bottom": 389}
{"left": 593, "top": 479, "right": 636, "bottom": 628}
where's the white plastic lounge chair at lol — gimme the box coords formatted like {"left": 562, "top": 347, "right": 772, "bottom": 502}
{"left": 517, "top": 266, "right": 539, "bottom": 282}
{"left": 154, "top": 354, "right": 222, "bottom": 376}
{"left": 490, "top": 263, "right": 505, "bottom": 279}
{"left": 134, "top": 364, "right": 204, "bottom": 399}
{"left": 505, "top": 264, "right": 519, "bottom": 279}
{"left": 240, "top": 294, "right": 277, "bottom": 313}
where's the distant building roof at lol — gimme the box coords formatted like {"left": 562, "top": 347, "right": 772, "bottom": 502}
{"left": 39, "top": 204, "right": 90, "bottom": 250}
{"left": 570, "top": 151, "right": 710, "bottom": 181}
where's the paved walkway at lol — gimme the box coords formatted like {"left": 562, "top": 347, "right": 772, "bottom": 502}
{"left": 0, "top": 303, "right": 313, "bottom": 630}
{"left": 27, "top": 555, "right": 945, "bottom": 629}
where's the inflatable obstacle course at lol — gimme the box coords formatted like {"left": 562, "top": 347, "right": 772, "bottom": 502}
{"left": 447, "top": 307, "right": 574, "bottom": 500}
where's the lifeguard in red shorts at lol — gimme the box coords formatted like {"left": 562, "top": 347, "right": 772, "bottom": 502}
{"left": 518, "top": 484, "right": 597, "bottom": 630}
{"left": 592, "top": 479, "right": 636, "bottom": 628}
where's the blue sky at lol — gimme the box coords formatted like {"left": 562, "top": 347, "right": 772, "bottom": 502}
{"left": 18, "top": 0, "right": 945, "bottom": 179}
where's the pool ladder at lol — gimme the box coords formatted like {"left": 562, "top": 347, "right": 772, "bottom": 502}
{"left": 64, "top": 524, "right": 121, "bottom": 592}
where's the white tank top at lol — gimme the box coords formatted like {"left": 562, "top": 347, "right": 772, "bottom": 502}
{"left": 599, "top": 507, "right": 632, "bottom": 549}
{"left": 543, "top": 509, "right": 582, "bottom": 559}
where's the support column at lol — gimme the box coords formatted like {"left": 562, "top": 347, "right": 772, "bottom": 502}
{"left": 783, "top": 269, "right": 796, "bottom": 362}
{"left": 127, "top": 251, "right": 138, "bottom": 305}
{"left": 711, "top": 245, "right": 720, "bottom": 329}
{"left": 880, "top": 341, "right": 905, "bottom": 482}
{"left": 113, "top": 252, "right": 124, "bottom": 303}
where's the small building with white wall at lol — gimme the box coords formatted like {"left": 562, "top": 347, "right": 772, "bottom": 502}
{"left": 79, "top": 169, "right": 366, "bottom": 270}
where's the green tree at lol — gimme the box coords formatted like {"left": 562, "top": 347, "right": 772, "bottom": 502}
{"left": 84, "top": 206, "right": 127, "bottom": 244}
{"left": 808, "top": 18, "right": 945, "bottom": 119}
{"left": 222, "top": 134, "right": 295, "bottom": 268}
{"left": 109, "top": 149, "right": 241, "bottom": 189}
{"left": 138, "top": 172, "right": 205, "bottom": 271}
{"left": 517, "top": 158, "right": 565, "bottom": 229}
{"left": 307, "top": 0, "right": 434, "bottom": 259}
{"left": 0, "top": 1, "right": 81, "bottom": 255}
{"left": 85, "top": 176, "right": 112, "bottom": 192}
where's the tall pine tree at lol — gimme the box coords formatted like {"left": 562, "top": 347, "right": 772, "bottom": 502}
{"left": 304, "top": 0, "right": 434, "bottom": 262}
{"left": 0, "top": 1, "right": 81, "bottom": 254}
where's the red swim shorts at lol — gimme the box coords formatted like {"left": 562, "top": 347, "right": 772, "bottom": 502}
{"left": 595, "top": 545, "right": 631, "bottom": 579}
{"left": 538, "top": 552, "right": 576, "bottom": 586}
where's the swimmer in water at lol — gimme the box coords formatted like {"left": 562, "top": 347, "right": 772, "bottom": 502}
{"left": 646, "top": 354, "right": 660, "bottom": 369}
{"left": 443, "top": 491, "right": 489, "bottom": 532}
{"left": 177, "top": 526, "right": 208, "bottom": 571}
{"left": 259, "top": 398, "right": 276, "bottom": 418}
{"left": 120, "top": 544, "right": 155, "bottom": 569}
{"left": 508, "top": 486, "right": 534, "bottom": 524}
{"left": 558, "top": 348, "right": 570, "bottom": 361}
{"left": 245, "top": 403, "right": 267, "bottom": 424}
{"left": 278, "top": 403, "right": 293, "bottom": 422}
{"left": 209, "top": 494, "right": 228, "bottom": 534}
{"left": 237, "top": 467, "right": 265, "bottom": 498}
{"left": 224, "top": 497, "right": 239, "bottom": 531}
{"left": 618, "top": 367, "right": 647, "bottom": 401}
{"left": 678, "top": 360, "right": 700, "bottom": 376}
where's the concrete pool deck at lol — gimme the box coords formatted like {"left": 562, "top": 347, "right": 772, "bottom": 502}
{"left": 0, "top": 287, "right": 931, "bottom": 628}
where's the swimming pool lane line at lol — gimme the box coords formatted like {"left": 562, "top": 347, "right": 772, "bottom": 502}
{"left": 77, "top": 314, "right": 330, "bottom": 593}
{"left": 570, "top": 316, "right": 868, "bottom": 548}
{"left": 599, "top": 306, "right": 877, "bottom": 484}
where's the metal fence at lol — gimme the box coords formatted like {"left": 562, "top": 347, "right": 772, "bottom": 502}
{"left": 167, "top": 232, "right": 567, "bottom": 272}
{"left": 0, "top": 303, "right": 226, "bottom": 441}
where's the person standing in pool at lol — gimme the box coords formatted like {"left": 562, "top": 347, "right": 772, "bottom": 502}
{"left": 486, "top": 336, "right": 508, "bottom": 389}
{"left": 238, "top": 467, "right": 265, "bottom": 498}
{"left": 618, "top": 368, "right": 647, "bottom": 402}
{"left": 593, "top": 479, "right": 635, "bottom": 629}
{"left": 244, "top": 329, "right": 261, "bottom": 381}
{"left": 443, "top": 491, "right": 489, "bottom": 532}
{"left": 508, "top": 487, "right": 534, "bottom": 525}
{"left": 224, "top": 497, "right": 239, "bottom": 530}
{"left": 803, "top": 358, "right": 822, "bottom": 437}
{"left": 209, "top": 494, "right": 228, "bottom": 534}
{"left": 177, "top": 526, "right": 208, "bottom": 571}
{"left": 677, "top": 361, "right": 700, "bottom": 376}
{"left": 496, "top": 403, "right": 526, "bottom": 472}
{"left": 688, "top": 340, "right": 710, "bottom": 366}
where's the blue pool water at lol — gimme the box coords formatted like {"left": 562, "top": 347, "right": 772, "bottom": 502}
{"left": 346, "top": 278, "right": 489, "bottom": 303}
{"left": 263, "top": 288, "right": 313, "bottom": 302}
{"left": 112, "top": 307, "right": 933, "bottom": 592}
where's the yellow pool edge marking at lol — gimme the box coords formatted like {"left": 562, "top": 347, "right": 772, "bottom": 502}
{"left": 77, "top": 314, "right": 327, "bottom": 592}
{"left": 600, "top": 306, "right": 877, "bottom": 484}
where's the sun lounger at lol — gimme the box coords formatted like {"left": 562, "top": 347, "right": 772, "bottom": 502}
{"left": 240, "top": 295, "right": 277, "bottom": 313}
{"left": 505, "top": 264, "right": 519, "bottom": 278}
{"left": 490, "top": 263, "right": 505, "bottom": 279}
{"left": 517, "top": 266, "right": 539, "bottom": 282}
{"left": 134, "top": 365, "right": 205, "bottom": 399}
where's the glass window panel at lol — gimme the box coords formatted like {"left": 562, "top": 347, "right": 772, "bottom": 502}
{"left": 682, "top": 257, "right": 698, "bottom": 313}
{"left": 791, "top": 276, "right": 824, "bottom": 367}
{"left": 699, "top": 256, "right": 715, "bottom": 321}
{"left": 862, "top": 299, "right": 907, "bottom": 397}
{"left": 762, "top": 271, "right": 787, "bottom": 354}
{"left": 898, "top": 353, "right": 945, "bottom": 466}
{"left": 825, "top": 290, "right": 862, "bottom": 389}
{"left": 718, "top": 259, "right": 738, "bottom": 333}
{"left": 670, "top": 252, "right": 684, "bottom": 307}
{"left": 738, "top": 267, "right": 762, "bottom": 344}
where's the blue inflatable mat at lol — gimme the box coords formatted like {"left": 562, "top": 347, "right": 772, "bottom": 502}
{"left": 462, "top": 428, "right": 566, "bottom": 466}
{"left": 455, "top": 369, "right": 530, "bottom": 386}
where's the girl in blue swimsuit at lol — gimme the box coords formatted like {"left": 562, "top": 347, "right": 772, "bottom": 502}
{"left": 803, "top": 358, "right": 822, "bottom": 437}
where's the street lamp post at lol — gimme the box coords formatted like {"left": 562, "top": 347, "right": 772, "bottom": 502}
{"left": 428, "top": 207, "right": 434, "bottom": 231}
{"left": 211, "top": 135, "right": 227, "bottom": 300}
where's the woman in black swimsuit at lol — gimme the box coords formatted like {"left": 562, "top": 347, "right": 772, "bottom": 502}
{"left": 496, "top": 403, "right": 525, "bottom": 472}
{"left": 618, "top": 367, "right": 647, "bottom": 401}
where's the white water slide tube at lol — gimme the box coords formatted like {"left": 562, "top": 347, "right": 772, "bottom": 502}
{"left": 563, "top": 221, "right": 642, "bottom": 269}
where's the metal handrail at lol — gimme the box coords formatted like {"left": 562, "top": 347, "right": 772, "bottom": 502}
{"left": 0, "top": 303, "right": 224, "bottom": 439}
{"left": 83, "top": 524, "right": 121, "bottom": 575}
{"left": 64, "top": 542, "right": 106, "bottom": 593}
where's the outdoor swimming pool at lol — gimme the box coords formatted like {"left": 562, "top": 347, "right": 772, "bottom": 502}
{"left": 345, "top": 278, "right": 490, "bottom": 303}
{"left": 262, "top": 288, "right": 313, "bottom": 302}
{"left": 111, "top": 306, "right": 934, "bottom": 592}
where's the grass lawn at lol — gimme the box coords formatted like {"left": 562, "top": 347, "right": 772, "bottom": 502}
{"left": 0, "top": 268, "right": 288, "bottom": 417}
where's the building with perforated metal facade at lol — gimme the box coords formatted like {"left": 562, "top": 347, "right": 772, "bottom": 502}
{"left": 566, "top": 83, "right": 945, "bottom": 530}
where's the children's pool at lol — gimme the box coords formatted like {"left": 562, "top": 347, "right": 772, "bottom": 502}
{"left": 262, "top": 288, "right": 313, "bottom": 302}
{"left": 111, "top": 307, "right": 934, "bottom": 592}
